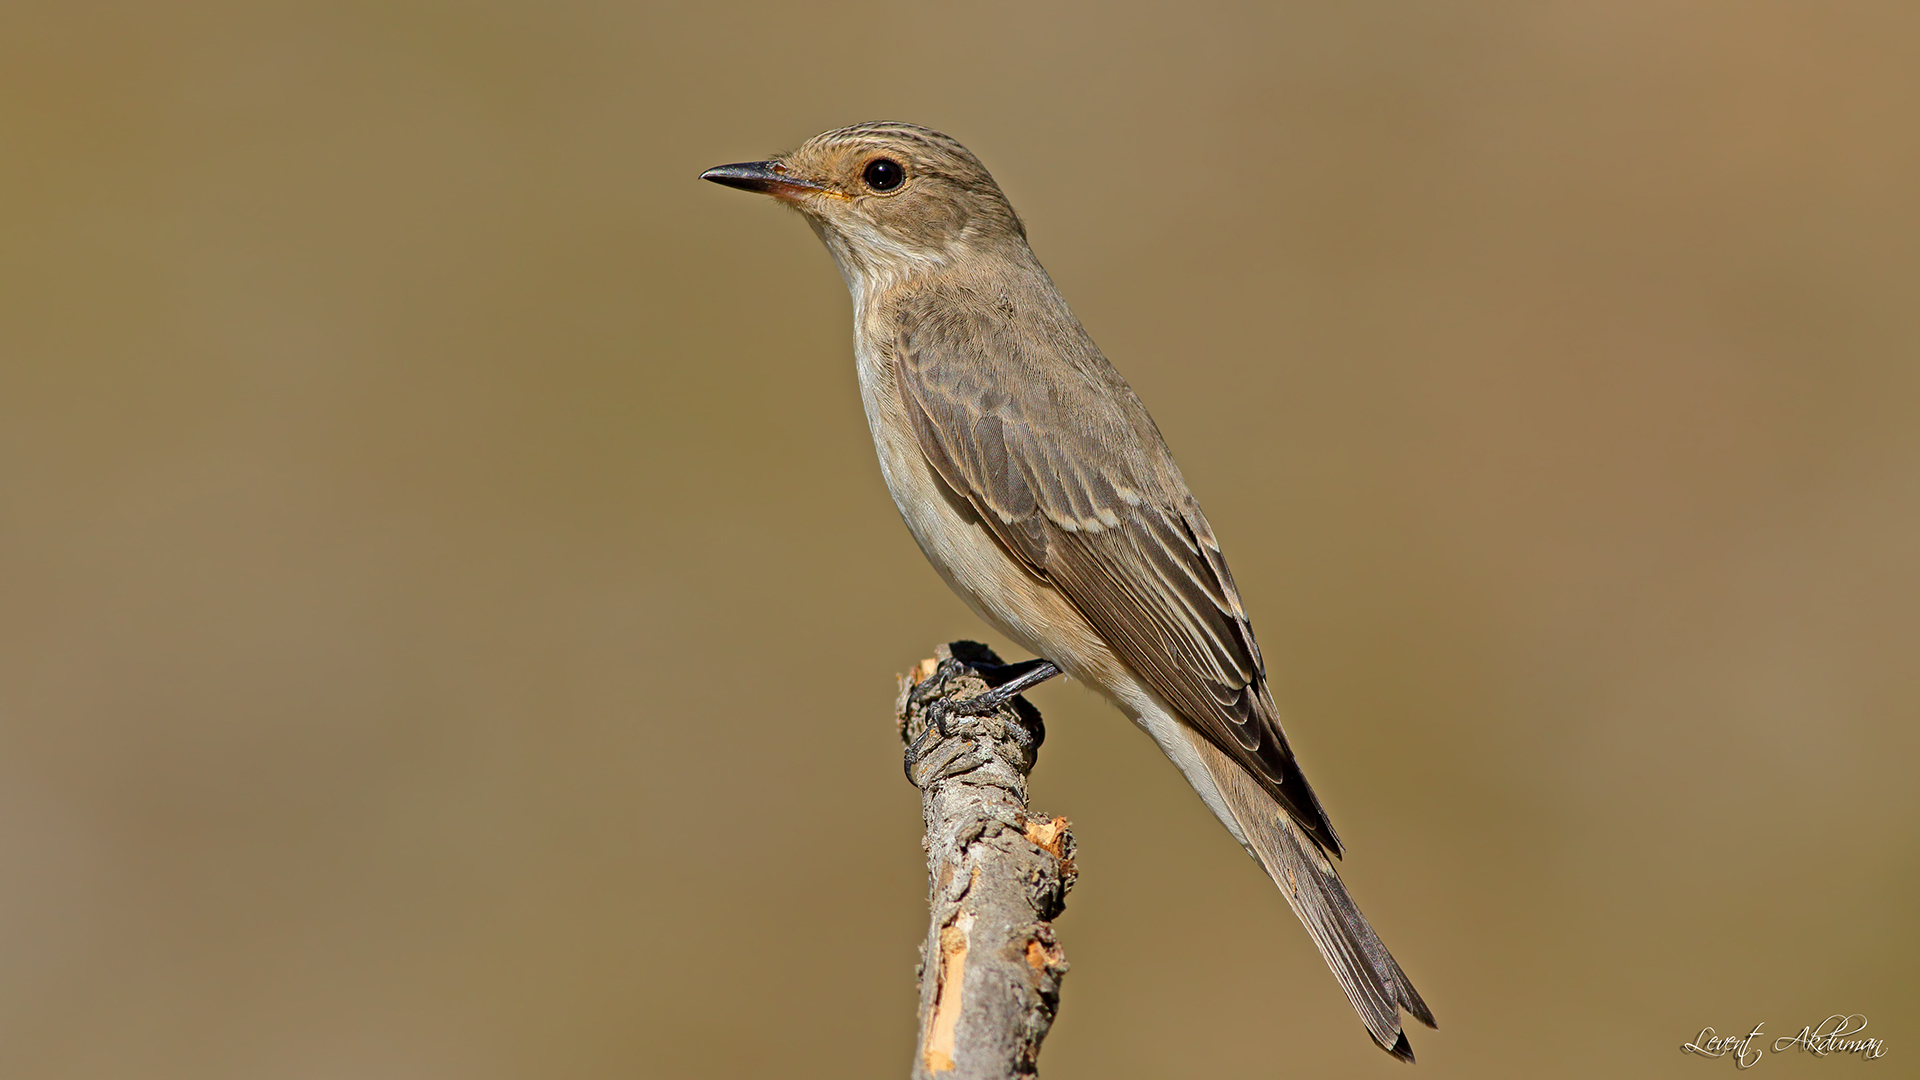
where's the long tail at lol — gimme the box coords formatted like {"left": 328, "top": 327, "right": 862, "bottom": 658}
{"left": 1187, "top": 731, "right": 1437, "bottom": 1061}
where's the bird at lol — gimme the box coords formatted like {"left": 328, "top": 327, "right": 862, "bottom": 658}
{"left": 702, "top": 122, "right": 1436, "bottom": 1061}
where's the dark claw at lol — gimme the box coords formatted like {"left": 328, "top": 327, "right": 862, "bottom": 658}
{"left": 904, "top": 724, "right": 935, "bottom": 779}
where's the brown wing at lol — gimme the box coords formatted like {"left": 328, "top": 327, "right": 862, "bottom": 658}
{"left": 890, "top": 292, "right": 1344, "bottom": 856}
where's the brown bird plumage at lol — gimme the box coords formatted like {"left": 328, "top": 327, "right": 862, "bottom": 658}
{"left": 703, "top": 122, "right": 1435, "bottom": 1060}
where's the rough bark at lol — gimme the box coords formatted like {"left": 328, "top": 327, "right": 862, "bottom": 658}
{"left": 897, "top": 641, "right": 1076, "bottom": 1080}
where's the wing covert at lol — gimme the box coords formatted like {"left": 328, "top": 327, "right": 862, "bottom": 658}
{"left": 890, "top": 295, "right": 1343, "bottom": 854}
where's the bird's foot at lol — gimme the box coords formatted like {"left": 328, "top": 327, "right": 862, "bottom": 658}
{"left": 902, "top": 657, "right": 1060, "bottom": 780}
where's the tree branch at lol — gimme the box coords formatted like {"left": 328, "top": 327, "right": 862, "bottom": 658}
{"left": 896, "top": 641, "right": 1076, "bottom": 1080}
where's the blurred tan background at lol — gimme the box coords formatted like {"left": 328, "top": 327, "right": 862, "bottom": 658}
{"left": 3, "top": 2, "right": 1916, "bottom": 1077}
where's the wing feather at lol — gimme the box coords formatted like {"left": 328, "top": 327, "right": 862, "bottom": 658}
{"left": 891, "top": 293, "right": 1342, "bottom": 854}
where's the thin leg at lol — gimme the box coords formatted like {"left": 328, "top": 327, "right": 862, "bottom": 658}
{"left": 965, "top": 658, "right": 1062, "bottom": 715}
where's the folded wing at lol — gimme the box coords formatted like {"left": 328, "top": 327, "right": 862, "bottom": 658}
{"left": 890, "top": 293, "right": 1341, "bottom": 854}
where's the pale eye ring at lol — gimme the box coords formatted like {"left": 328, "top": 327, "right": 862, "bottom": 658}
{"left": 862, "top": 158, "right": 905, "bottom": 192}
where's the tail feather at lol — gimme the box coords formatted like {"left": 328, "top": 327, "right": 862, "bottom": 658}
{"left": 1189, "top": 732, "right": 1436, "bottom": 1060}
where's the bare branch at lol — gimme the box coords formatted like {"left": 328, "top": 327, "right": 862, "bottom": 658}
{"left": 897, "top": 642, "right": 1075, "bottom": 1080}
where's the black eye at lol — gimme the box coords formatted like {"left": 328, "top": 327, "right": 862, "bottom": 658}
{"left": 862, "top": 157, "right": 904, "bottom": 192}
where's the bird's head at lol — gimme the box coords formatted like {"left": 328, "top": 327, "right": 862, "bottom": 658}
{"left": 702, "top": 122, "right": 1026, "bottom": 288}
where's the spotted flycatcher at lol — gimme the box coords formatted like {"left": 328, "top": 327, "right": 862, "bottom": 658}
{"left": 703, "top": 122, "right": 1435, "bottom": 1060}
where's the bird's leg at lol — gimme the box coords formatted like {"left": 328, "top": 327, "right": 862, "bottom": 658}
{"left": 964, "top": 658, "right": 1062, "bottom": 717}
{"left": 923, "top": 658, "right": 1061, "bottom": 736}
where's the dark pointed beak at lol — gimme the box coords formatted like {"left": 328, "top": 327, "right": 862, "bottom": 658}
{"left": 699, "top": 160, "right": 826, "bottom": 197}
